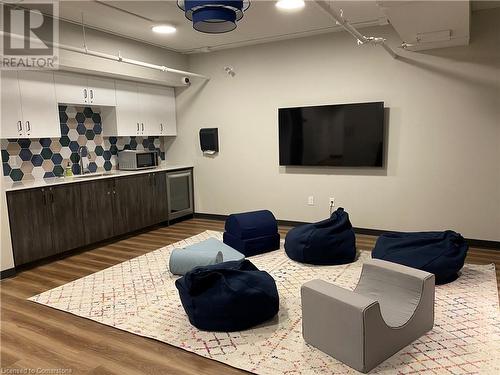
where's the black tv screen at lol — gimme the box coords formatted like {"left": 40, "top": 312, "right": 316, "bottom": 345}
{"left": 278, "top": 102, "right": 384, "bottom": 167}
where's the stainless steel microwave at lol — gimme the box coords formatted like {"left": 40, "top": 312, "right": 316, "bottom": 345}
{"left": 118, "top": 150, "right": 158, "bottom": 170}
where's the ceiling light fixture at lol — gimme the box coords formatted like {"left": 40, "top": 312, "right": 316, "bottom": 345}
{"left": 276, "top": 0, "right": 305, "bottom": 11}
{"left": 151, "top": 24, "right": 177, "bottom": 34}
{"left": 178, "top": 1, "right": 250, "bottom": 34}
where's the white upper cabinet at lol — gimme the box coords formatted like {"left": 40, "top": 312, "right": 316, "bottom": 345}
{"left": 106, "top": 81, "right": 177, "bottom": 137}
{"left": 162, "top": 87, "right": 177, "bottom": 136}
{"left": 142, "top": 85, "right": 177, "bottom": 136}
{"left": 17, "top": 71, "right": 60, "bottom": 138}
{"left": 54, "top": 72, "right": 116, "bottom": 106}
{"left": 104, "top": 81, "right": 141, "bottom": 136}
{"left": 1, "top": 71, "right": 24, "bottom": 138}
{"left": 54, "top": 72, "right": 88, "bottom": 105}
{"left": 137, "top": 84, "right": 161, "bottom": 136}
{"left": 87, "top": 77, "right": 116, "bottom": 106}
{"left": 1, "top": 71, "right": 60, "bottom": 139}
{"left": 1, "top": 70, "right": 175, "bottom": 138}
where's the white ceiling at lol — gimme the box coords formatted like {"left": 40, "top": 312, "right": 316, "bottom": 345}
{"left": 378, "top": 1, "right": 471, "bottom": 51}
{"left": 29, "top": 0, "right": 388, "bottom": 53}
{"left": 18, "top": 1, "right": 499, "bottom": 54}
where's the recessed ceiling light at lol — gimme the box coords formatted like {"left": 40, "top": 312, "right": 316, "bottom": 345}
{"left": 152, "top": 24, "right": 176, "bottom": 34}
{"left": 276, "top": 0, "right": 305, "bottom": 11}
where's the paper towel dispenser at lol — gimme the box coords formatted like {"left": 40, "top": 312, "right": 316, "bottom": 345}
{"left": 199, "top": 128, "right": 219, "bottom": 154}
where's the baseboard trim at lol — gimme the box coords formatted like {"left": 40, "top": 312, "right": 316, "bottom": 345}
{"left": 195, "top": 213, "right": 228, "bottom": 221}
{"left": 0, "top": 267, "right": 16, "bottom": 280}
{"left": 169, "top": 214, "right": 194, "bottom": 225}
{"left": 195, "top": 213, "right": 307, "bottom": 227}
{"left": 352, "top": 227, "right": 386, "bottom": 236}
{"left": 466, "top": 239, "right": 500, "bottom": 250}
{"left": 194, "top": 212, "right": 500, "bottom": 250}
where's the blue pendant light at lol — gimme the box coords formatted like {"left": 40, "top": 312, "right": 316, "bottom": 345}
{"left": 178, "top": 1, "right": 250, "bottom": 34}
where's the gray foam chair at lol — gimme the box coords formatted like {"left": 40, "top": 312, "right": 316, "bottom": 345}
{"left": 301, "top": 259, "right": 435, "bottom": 373}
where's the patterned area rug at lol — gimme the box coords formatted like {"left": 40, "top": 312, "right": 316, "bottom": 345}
{"left": 29, "top": 231, "right": 500, "bottom": 374}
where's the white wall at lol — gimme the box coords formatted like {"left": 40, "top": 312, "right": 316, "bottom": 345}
{"left": 168, "top": 9, "right": 500, "bottom": 241}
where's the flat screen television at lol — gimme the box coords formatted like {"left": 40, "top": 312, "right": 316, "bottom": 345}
{"left": 278, "top": 101, "right": 385, "bottom": 167}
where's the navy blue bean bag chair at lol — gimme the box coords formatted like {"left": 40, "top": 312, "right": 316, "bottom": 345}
{"left": 372, "top": 230, "right": 468, "bottom": 284}
{"left": 223, "top": 210, "right": 280, "bottom": 257}
{"left": 175, "top": 259, "right": 279, "bottom": 332}
{"left": 284, "top": 207, "right": 356, "bottom": 265}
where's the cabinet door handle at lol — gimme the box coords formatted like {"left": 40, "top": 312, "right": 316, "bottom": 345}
{"left": 137, "top": 123, "right": 140, "bottom": 132}
{"left": 17, "top": 121, "right": 22, "bottom": 131}
{"left": 107, "top": 191, "right": 110, "bottom": 195}
{"left": 141, "top": 123, "right": 144, "bottom": 132}
{"left": 113, "top": 190, "right": 116, "bottom": 195}
{"left": 90, "top": 89, "right": 94, "bottom": 101}
{"left": 26, "top": 121, "right": 30, "bottom": 132}
{"left": 160, "top": 123, "right": 163, "bottom": 132}
{"left": 83, "top": 88, "right": 87, "bottom": 99}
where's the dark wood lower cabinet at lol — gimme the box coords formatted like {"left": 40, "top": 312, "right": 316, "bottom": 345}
{"left": 154, "top": 172, "right": 169, "bottom": 223}
{"left": 138, "top": 173, "right": 157, "bottom": 229}
{"left": 7, "top": 188, "right": 54, "bottom": 266}
{"left": 141, "top": 172, "right": 169, "bottom": 227}
{"left": 7, "top": 169, "right": 184, "bottom": 267}
{"left": 49, "top": 184, "right": 86, "bottom": 253}
{"left": 81, "top": 179, "right": 115, "bottom": 245}
{"left": 7, "top": 183, "right": 86, "bottom": 266}
{"left": 113, "top": 172, "right": 169, "bottom": 235}
{"left": 112, "top": 174, "right": 147, "bottom": 237}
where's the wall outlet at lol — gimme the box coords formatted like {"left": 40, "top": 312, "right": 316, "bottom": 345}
{"left": 329, "top": 197, "right": 335, "bottom": 207}
{"left": 307, "top": 196, "right": 314, "bottom": 206}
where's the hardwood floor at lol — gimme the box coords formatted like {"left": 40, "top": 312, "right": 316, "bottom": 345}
{"left": 1, "top": 218, "right": 498, "bottom": 374}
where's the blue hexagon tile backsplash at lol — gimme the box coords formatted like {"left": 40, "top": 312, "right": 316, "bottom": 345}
{"left": 1, "top": 105, "right": 166, "bottom": 181}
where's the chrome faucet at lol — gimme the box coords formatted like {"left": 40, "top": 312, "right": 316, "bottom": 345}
{"left": 78, "top": 145, "right": 90, "bottom": 175}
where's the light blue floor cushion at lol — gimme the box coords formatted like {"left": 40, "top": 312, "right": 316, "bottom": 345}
{"left": 169, "top": 237, "right": 245, "bottom": 275}
{"left": 170, "top": 249, "right": 223, "bottom": 276}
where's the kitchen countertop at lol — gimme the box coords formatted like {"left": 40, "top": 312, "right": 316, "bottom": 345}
{"left": 2, "top": 164, "right": 193, "bottom": 192}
